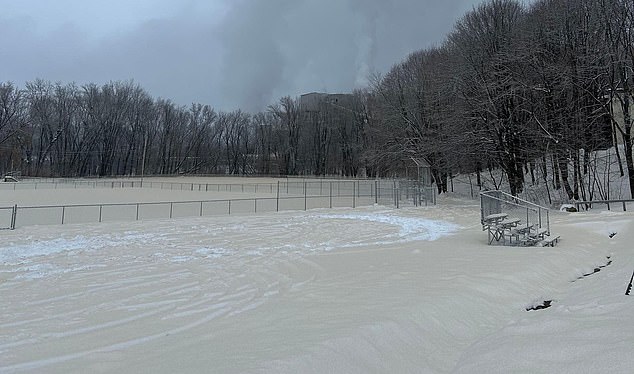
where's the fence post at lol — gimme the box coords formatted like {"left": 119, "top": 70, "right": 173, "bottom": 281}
{"left": 330, "top": 182, "right": 333, "bottom": 209}
{"left": 200, "top": 201, "right": 204, "bottom": 216}
{"left": 623, "top": 201, "right": 627, "bottom": 211}
{"left": 10, "top": 204, "right": 17, "bottom": 230}
{"left": 170, "top": 203, "right": 173, "bottom": 219}
{"left": 276, "top": 181, "right": 280, "bottom": 212}
{"left": 99, "top": 205, "right": 103, "bottom": 222}
{"left": 370, "top": 180, "right": 377, "bottom": 204}
{"left": 136, "top": 203, "right": 140, "bottom": 220}
{"left": 61, "top": 206, "right": 65, "bottom": 225}
{"left": 353, "top": 182, "right": 356, "bottom": 208}
{"left": 254, "top": 199, "right": 257, "bottom": 213}
{"left": 393, "top": 180, "right": 397, "bottom": 207}
{"left": 228, "top": 200, "right": 231, "bottom": 215}
{"left": 304, "top": 182, "right": 307, "bottom": 211}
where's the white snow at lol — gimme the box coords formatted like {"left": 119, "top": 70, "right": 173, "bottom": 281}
{"left": 1, "top": 198, "right": 633, "bottom": 373}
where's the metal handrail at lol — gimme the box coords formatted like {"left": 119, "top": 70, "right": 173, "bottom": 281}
{"left": 481, "top": 190, "right": 545, "bottom": 210}
{"left": 575, "top": 199, "right": 634, "bottom": 212}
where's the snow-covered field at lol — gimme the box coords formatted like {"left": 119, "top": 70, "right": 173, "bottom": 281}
{"left": 1, "top": 185, "right": 633, "bottom": 373}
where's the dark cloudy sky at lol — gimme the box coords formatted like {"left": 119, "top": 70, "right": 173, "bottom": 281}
{"left": 1, "top": 0, "right": 510, "bottom": 111}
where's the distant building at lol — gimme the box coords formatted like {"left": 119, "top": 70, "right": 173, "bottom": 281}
{"left": 299, "top": 92, "right": 354, "bottom": 113}
{"left": 298, "top": 92, "right": 361, "bottom": 177}
{"left": 299, "top": 92, "right": 327, "bottom": 112}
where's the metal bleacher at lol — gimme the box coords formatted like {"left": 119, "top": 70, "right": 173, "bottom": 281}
{"left": 480, "top": 190, "right": 559, "bottom": 247}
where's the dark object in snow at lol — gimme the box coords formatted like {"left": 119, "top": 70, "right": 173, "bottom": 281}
{"left": 526, "top": 300, "right": 552, "bottom": 311}
{"left": 573, "top": 257, "right": 612, "bottom": 282}
{"left": 609, "top": 232, "right": 617, "bottom": 238}
{"left": 626, "top": 271, "right": 634, "bottom": 296}
{"left": 583, "top": 268, "right": 602, "bottom": 277}
{"left": 559, "top": 204, "right": 577, "bottom": 212}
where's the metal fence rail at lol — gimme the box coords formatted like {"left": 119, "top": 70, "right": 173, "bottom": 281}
{"left": 575, "top": 199, "right": 634, "bottom": 212}
{"left": 11, "top": 196, "right": 357, "bottom": 226}
{"left": 0, "top": 179, "right": 281, "bottom": 191}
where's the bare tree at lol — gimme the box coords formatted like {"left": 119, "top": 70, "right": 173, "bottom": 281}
{"left": 598, "top": 0, "right": 634, "bottom": 198}
{"left": 268, "top": 96, "right": 301, "bottom": 175}
{"left": 0, "top": 82, "right": 26, "bottom": 173}
{"left": 218, "top": 110, "right": 251, "bottom": 174}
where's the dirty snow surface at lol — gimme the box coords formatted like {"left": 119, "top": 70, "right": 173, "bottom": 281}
{"left": 1, "top": 200, "right": 634, "bottom": 373}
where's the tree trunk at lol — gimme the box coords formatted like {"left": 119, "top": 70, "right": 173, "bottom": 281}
{"left": 623, "top": 92, "right": 634, "bottom": 198}
{"left": 552, "top": 154, "right": 561, "bottom": 190}
{"left": 573, "top": 150, "right": 580, "bottom": 200}
{"left": 542, "top": 155, "right": 552, "bottom": 205}
{"left": 559, "top": 154, "right": 574, "bottom": 200}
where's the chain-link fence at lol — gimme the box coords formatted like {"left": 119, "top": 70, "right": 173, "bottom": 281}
{"left": 1, "top": 178, "right": 436, "bottom": 229}
{"left": 0, "top": 178, "right": 436, "bottom": 205}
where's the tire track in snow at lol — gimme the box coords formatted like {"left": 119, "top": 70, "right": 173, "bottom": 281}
{"left": 1, "top": 207, "right": 458, "bottom": 372}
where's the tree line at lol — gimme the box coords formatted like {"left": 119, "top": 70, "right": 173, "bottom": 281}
{"left": 1, "top": 0, "right": 633, "bottom": 200}
{"left": 0, "top": 80, "right": 369, "bottom": 178}
{"left": 367, "top": 0, "right": 634, "bottom": 200}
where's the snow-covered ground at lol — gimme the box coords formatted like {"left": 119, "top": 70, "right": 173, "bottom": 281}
{"left": 1, "top": 194, "right": 633, "bottom": 373}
